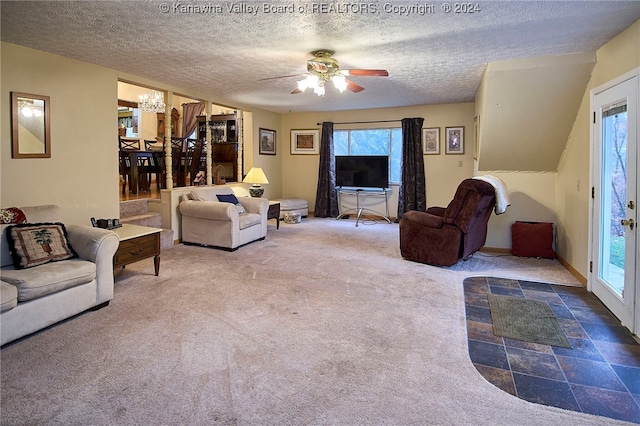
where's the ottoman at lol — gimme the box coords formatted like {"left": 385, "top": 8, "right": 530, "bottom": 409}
{"left": 275, "top": 199, "right": 308, "bottom": 220}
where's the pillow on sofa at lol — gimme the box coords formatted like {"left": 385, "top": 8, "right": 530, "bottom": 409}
{"left": 6, "top": 222, "right": 77, "bottom": 269}
{"left": 216, "top": 193, "right": 240, "bottom": 204}
{"left": 216, "top": 194, "right": 246, "bottom": 214}
{"left": 0, "top": 207, "right": 27, "bottom": 224}
{"left": 189, "top": 187, "right": 236, "bottom": 202}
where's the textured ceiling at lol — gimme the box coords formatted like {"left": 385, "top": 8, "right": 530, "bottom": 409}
{"left": 2, "top": 1, "right": 640, "bottom": 113}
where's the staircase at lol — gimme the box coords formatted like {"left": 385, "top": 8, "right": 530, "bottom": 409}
{"left": 119, "top": 199, "right": 174, "bottom": 250}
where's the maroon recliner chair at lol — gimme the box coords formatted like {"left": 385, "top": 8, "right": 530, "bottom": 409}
{"left": 399, "top": 178, "right": 496, "bottom": 266}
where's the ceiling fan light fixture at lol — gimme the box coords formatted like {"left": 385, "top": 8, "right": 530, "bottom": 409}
{"left": 307, "top": 74, "right": 319, "bottom": 86}
{"left": 332, "top": 75, "right": 348, "bottom": 93}
{"left": 297, "top": 79, "right": 309, "bottom": 91}
{"left": 262, "top": 50, "right": 388, "bottom": 96}
{"left": 297, "top": 74, "right": 327, "bottom": 96}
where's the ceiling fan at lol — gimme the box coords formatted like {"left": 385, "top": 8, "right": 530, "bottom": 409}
{"left": 259, "top": 50, "right": 389, "bottom": 96}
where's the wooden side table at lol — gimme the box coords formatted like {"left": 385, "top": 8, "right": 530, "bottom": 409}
{"left": 268, "top": 201, "right": 280, "bottom": 230}
{"left": 112, "top": 224, "right": 161, "bottom": 276}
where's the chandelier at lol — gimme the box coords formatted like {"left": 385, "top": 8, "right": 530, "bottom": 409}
{"left": 138, "top": 90, "right": 166, "bottom": 113}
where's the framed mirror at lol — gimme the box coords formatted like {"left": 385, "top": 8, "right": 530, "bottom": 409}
{"left": 11, "top": 92, "right": 51, "bottom": 158}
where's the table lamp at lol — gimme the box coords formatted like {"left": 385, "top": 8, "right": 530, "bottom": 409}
{"left": 243, "top": 167, "right": 269, "bottom": 197}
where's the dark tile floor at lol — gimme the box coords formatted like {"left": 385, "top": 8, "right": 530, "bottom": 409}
{"left": 464, "top": 276, "right": 640, "bottom": 424}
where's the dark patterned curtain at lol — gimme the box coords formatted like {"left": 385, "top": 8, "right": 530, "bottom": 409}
{"left": 314, "top": 122, "right": 339, "bottom": 217}
{"left": 397, "top": 117, "right": 426, "bottom": 221}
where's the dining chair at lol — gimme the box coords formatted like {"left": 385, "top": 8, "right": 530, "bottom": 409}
{"left": 144, "top": 139, "right": 157, "bottom": 151}
{"left": 118, "top": 150, "right": 131, "bottom": 194}
{"left": 184, "top": 139, "right": 205, "bottom": 186}
{"left": 118, "top": 136, "right": 141, "bottom": 150}
{"left": 145, "top": 139, "right": 166, "bottom": 190}
{"left": 119, "top": 136, "right": 149, "bottom": 192}
{"left": 170, "top": 137, "right": 186, "bottom": 187}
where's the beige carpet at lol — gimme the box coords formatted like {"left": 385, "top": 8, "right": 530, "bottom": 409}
{"left": 1, "top": 218, "right": 629, "bottom": 425}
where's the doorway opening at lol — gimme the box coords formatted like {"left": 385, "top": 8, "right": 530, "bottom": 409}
{"left": 590, "top": 70, "right": 639, "bottom": 335}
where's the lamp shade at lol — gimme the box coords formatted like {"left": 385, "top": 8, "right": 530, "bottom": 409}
{"left": 243, "top": 167, "right": 269, "bottom": 197}
{"left": 243, "top": 167, "right": 269, "bottom": 185}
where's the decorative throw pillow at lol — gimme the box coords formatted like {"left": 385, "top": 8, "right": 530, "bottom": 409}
{"left": 511, "top": 221, "right": 556, "bottom": 259}
{"left": 215, "top": 194, "right": 246, "bottom": 214}
{"left": 216, "top": 193, "right": 240, "bottom": 204}
{"left": 6, "top": 222, "right": 77, "bottom": 269}
{"left": 0, "top": 207, "right": 27, "bottom": 224}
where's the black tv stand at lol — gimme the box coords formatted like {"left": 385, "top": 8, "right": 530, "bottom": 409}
{"left": 335, "top": 187, "right": 392, "bottom": 227}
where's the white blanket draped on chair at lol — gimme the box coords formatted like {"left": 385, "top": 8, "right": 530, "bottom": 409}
{"left": 472, "top": 175, "right": 510, "bottom": 214}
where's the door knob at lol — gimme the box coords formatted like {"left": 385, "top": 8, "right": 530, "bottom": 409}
{"left": 621, "top": 218, "right": 635, "bottom": 230}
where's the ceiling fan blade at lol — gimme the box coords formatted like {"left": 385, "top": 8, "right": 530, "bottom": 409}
{"left": 291, "top": 88, "right": 302, "bottom": 94}
{"left": 258, "top": 74, "right": 305, "bottom": 82}
{"left": 343, "top": 69, "right": 389, "bottom": 77}
{"left": 346, "top": 79, "right": 365, "bottom": 93}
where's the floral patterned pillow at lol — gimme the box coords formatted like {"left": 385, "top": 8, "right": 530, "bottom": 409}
{"left": 6, "top": 222, "right": 77, "bottom": 269}
{"left": 0, "top": 207, "right": 27, "bottom": 225}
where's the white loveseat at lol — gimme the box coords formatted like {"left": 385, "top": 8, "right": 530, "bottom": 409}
{"left": 179, "top": 186, "right": 269, "bottom": 250}
{"left": 1, "top": 205, "right": 119, "bottom": 346}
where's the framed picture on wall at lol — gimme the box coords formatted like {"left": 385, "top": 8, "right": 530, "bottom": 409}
{"left": 259, "top": 128, "right": 276, "bottom": 155}
{"left": 422, "top": 127, "right": 440, "bottom": 155}
{"left": 445, "top": 126, "right": 464, "bottom": 155}
{"left": 290, "top": 129, "right": 320, "bottom": 154}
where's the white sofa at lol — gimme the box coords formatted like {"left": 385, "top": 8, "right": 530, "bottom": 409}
{"left": 1, "top": 205, "right": 119, "bottom": 346}
{"left": 179, "top": 186, "right": 268, "bottom": 250}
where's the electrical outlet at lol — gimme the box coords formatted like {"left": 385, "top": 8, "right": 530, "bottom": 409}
{"left": 458, "top": 160, "right": 463, "bottom": 167}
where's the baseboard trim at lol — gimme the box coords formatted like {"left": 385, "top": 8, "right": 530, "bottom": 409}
{"left": 481, "top": 247, "right": 587, "bottom": 286}
{"left": 479, "top": 247, "right": 511, "bottom": 254}
{"left": 556, "top": 254, "right": 587, "bottom": 286}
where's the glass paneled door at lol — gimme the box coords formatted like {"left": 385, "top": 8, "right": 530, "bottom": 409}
{"left": 591, "top": 75, "right": 638, "bottom": 334}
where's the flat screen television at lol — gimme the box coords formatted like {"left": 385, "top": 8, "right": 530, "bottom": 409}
{"left": 335, "top": 155, "right": 389, "bottom": 189}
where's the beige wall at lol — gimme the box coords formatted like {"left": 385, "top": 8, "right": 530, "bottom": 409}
{"left": 1, "top": 42, "right": 120, "bottom": 224}
{"left": 477, "top": 69, "right": 563, "bottom": 250}
{"left": 245, "top": 109, "right": 283, "bottom": 200}
{"left": 478, "top": 53, "right": 595, "bottom": 172}
{"left": 281, "top": 103, "right": 476, "bottom": 217}
{"left": 480, "top": 172, "right": 558, "bottom": 249}
{"left": 556, "top": 19, "right": 640, "bottom": 277}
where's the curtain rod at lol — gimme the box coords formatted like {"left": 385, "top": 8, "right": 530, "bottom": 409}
{"left": 316, "top": 119, "right": 401, "bottom": 125}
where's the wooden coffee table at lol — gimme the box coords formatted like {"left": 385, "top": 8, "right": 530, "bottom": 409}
{"left": 112, "top": 224, "right": 161, "bottom": 276}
